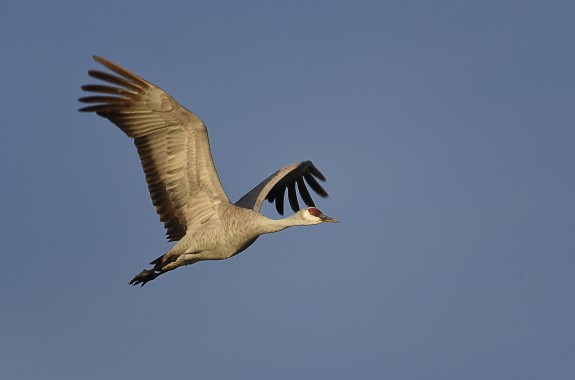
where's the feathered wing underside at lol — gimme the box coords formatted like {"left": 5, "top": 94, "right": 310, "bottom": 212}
{"left": 79, "top": 56, "right": 229, "bottom": 241}
{"left": 235, "top": 161, "right": 329, "bottom": 214}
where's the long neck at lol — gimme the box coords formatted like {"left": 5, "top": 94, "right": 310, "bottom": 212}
{"left": 257, "top": 213, "right": 307, "bottom": 235}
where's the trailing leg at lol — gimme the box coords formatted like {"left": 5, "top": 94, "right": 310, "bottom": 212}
{"left": 128, "top": 268, "right": 164, "bottom": 287}
{"left": 129, "top": 250, "right": 201, "bottom": 287}
{"left": 128, "top": 253, "right": 172, "bottom": 286}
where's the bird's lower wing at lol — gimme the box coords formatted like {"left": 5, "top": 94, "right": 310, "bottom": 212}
{"left": 235, "top": 161, "right": 328, "bottom": 214}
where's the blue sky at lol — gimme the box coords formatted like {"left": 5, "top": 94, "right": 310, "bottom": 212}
{"left": 1, "top": 0, "right": 574, "bottom": 379}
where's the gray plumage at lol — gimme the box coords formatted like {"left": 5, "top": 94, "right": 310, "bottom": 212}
{"left": 79, "top": 56, "right": 337, "bottom": 286}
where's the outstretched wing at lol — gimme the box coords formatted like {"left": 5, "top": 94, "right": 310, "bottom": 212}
{"left": 79, "top": 56, "right": 229, "bottom": 241}
{"left": 235, "top": 161, "right": 328, "bottom": 214}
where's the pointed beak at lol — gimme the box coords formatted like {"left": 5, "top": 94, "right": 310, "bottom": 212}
{"left": 320, "top": 214, "right": 339, "bottom": 223}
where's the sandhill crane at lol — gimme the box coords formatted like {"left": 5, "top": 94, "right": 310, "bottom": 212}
{"left": 79, "top": 56, "right": 337, "bottom": 286}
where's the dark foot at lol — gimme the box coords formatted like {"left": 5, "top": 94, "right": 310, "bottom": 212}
{"left": 129, "top": 269, "right": 161, "bottom": 287}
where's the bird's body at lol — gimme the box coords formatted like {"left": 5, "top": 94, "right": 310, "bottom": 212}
{"left": 79, "top": 56, "right": 337, "bottom": 286}
{"left": 159, "top": 207, "right": 313, "bottom": 270}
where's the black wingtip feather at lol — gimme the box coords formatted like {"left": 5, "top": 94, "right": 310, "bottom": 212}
{"left": 275, "top": 186, "right": 286, "bottom": 215}
{"left": 307, "top": 162, "right": 326, "bottom": 181}
{"left": 304, "top": 172, "right": 329, "bottom": 198}
{"left": 287, "top": 182, "right": 300, "bottom": 213}
{"left": 297, "top": 178, "right": 315, "bottom": 207}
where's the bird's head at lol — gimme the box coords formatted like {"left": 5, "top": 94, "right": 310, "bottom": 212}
{"left": 300, "top": 207, "right": 339, "bottom": 224}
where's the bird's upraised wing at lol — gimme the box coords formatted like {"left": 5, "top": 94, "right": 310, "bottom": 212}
{"left": 235, "top": 161, "right": 328, "bottom": 214}
{"left": 79, "top": 56, "right": 229, "bottom": 241}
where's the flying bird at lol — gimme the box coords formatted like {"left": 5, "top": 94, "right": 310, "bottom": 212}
{"left": 79, "top": 56, "right": 337, "bottom": 286}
